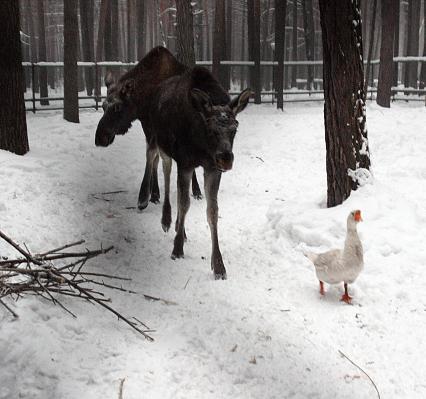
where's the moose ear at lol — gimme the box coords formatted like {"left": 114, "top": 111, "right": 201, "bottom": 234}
{"left": 104, "top": 71, "right": 115, "bottom": 89}
{"left": 120, "top": 79, "right": 135, "bottom": 98}
{"left": 229, "top": 89, "right": 252, "bottom": 115}
{"left": 191, "top": 88, "right": 212, "bottom": 113}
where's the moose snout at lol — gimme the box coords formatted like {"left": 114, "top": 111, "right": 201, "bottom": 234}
{"left": 215, "top": 151, "right": 234, "bottom": 171}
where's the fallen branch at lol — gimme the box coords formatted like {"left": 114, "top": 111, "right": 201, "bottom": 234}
{"left": 0, "top": 229, "right": 153, "bottom": 340}
{"left": 338, "top": 350, "right": 380, "bottom": 399}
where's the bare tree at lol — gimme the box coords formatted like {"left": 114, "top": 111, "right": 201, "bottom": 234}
{"left": 419, "top": 0, "right": 426, "bottom": 89}
{"left": 79, "top": 0, "right": 94, "bottom": 95}
{"left": 248, "top": 0, "right": 261, "bottom": 103}
{"left": 274, "top": 0, "right": 287, "bottom": 109}
{"left": 319, "top": 0, "right": 371, "bottom": 207}
{"left": 37, "top": 0, "right": 49, "bottom": 105}
{"left": 136, "top": 0, "right": 145, "bottom": 59}
{"left": 0, "top": 0, "right": 29, "bottom": 155}
{"left": 377, "top": 0, "right": 397, "bottom": 107}
{"left": 63, "top": 0, "right": 79, "bottom": 123}
{"left": 365, "top": 0, "right": 378, "bottom": 91}
{"left": 127, "top": 0, "right": 135, "bottom": 62}
{"left": 176, "top": 0, "right": 195, "bottom": 67}
{"left": 404, "top": 0, "right": 421, "bottom": 90}
{"left": 302, "top": 0, "right": 315, "bottom": 89}
{"left": 291, "top": 0, "right": 298, "bottom": 88}
{"left": 213, "top": 0, "right": 226, "bottom": 85}
{"left": 393, "top": 0, "right": 400, "bottom": 86}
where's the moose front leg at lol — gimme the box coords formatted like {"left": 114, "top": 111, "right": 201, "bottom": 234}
{"left": 160, "top": 151, "right": 172, "bottom": 232}
{"left": 204, "top": 168, "right": 226, "bottom": 280}
{"left": 171, "top": 168, "right": 193, "bottom": 259}
{"left": 138, "top": 142, "right": 158, "bottom": 210}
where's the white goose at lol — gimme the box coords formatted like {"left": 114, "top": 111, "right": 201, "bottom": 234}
{"left": 306, "top": 210, "right": 364, "bottom": 304}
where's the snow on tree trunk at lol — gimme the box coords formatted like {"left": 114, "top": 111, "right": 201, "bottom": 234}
{"left": 0, "top": 0, "right": 29, "bottom": 155}
{"left": 319, "top": 0, "right": 371, "bottom": 208}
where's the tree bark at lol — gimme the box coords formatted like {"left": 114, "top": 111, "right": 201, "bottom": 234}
{"left": 80, "top": 0, "right": 95, "bottom": 95}
{"left": 377, "top": 0, "right": 397, "bottom": 107}
{"left": 176, "top": 0, "right": 195, "bottom": 67}
{"left": 419, "top": 0, "right": 426, "bottom": 89}
{"left": 319, "top": 0, "right": 371, "bottom": 207}
{"left": 393, "top": 0, "right": 400, "bottom": 86}
{"left": 28, "top": 0, "right": 39, "bottom": 93}
{"left": 213, "top": 0, "right": 226, "bottom": 85}
{"left": 0, "top": 0, "right": 29, "bottom": 155}
{"left": 274, "top": 0, "right": 287, "bottom": 109}
{"left": 136, "top": 0, "right": 145, "bottom": 59}
{"left": 37, "top": 0, "right": 49, "bottom": 105}
{"left": 248, "top": 0, "right": 261, "bottom": 103}
{"left": 291, "top": 0, "right": 298, "bottom": 88}
{"left": 64, "top": 0, "right": 79, "bottom": 123}
{"left": 404, "top": 0, "right": 421, "bottom": 89}
{"left": 302, "top": 0, "right": 315, "bottom": 90}
{"left": 365, "top": 0, "right": 377, "bottom": 91}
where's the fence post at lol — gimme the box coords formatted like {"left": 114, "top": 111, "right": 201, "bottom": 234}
{"left": 31, "top": 63, "right": 36, "bottom": 113}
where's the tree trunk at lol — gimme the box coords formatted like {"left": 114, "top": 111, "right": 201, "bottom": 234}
{"left": 404, "top": 0, "right": 421, "bottom": 90}
{"left": 176, "top": 0, "right": 195, "bottom": 67}
{"left": 319, "top": 0, "right": 371, "bottom": 207}
{"left": 225, "top": 0, "right": 233, "bottom": 90}
{"left": 213, "top": 0, "right": 226, "bottom": 85}
{"left": 127, "top": 0, "right": 135, "bottom": 62}
{"left": 248, "top": 0, "right": 261, "bottom": 103}
{"left": 274, "top": 0, "right": 287, "bottom": 109}
{"left": 365, "top": 0, "right": 377, "bottom": 91}
{"left": 393, "top": 0, "right": 400, "bottom": 86}
{"left": 377, "top": 0, "right": 397, "bottom": 107}
{"left": 419, "top": 0, "right": 426, "bottom": 89}
{"left": 28, "top": 1, "right": 39, "bottom": 93}
{"left": 95, "top": 0, "right": 109, "bottom": 96}
{"left": 291, "top": 0, "right": 298, "bottom": 88}
{"left": 80, "top": 0, "right": 94, "bottom": 95}
{"left": 0, "top": 0, "right": 29, "bottom": 155}
{"left": 136, "top": 0, "right": 145, "bottom": 59}
{"left": 302, "top": 0, "right": 315, "bottom": 90}
{"left": 37, "top": 0, "right": 49, "bottom": 105}
{"left": 64, "top": 0, "right": 79, "bottom": 123}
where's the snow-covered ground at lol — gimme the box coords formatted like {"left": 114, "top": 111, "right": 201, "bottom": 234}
{"left": 1, "top": 102, "right": 425, "bottom": 399}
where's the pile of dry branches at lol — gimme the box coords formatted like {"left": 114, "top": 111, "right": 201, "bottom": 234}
{"left": 0, "top": 229, "right": 153, "bottom": 341}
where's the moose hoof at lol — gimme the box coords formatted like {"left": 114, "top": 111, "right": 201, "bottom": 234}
{"left": 137, "top": 200, "right": 149, "bottom": 211}
{"left": 162, "top": 223, "right": 170, "bottom": 233}
{"left": 171, "top": 251, "right": 184, "bottom": 260}
{"left": 150, "top": 195, "right": 160, "bottom": 204}
{"left": 214, "top": 272, "right": 227, "bottom": 280}
{"left": 192, "top": 192, "right": 203, "bottom": 200}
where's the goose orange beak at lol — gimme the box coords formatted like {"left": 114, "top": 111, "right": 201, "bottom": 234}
{"left": 354, "top": 210, "right": 363, "bottom": 222}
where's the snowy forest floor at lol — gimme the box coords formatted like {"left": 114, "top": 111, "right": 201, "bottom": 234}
{"left": 1, "top": 102, "right": 425, "bottom": 399}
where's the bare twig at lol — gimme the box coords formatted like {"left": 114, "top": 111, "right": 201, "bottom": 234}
{"left": 183, "top": 276, "right": 191, "bottom": 290}
{"left": 338, "top": 350, "right": 381, "bottom": 399}
{"left": 0, "top": 230, "right": 42, "bottom": 265}
{"left": 37, "top": 240, "right": 85, "bottom": 257}
{"left": 118, "top": 378, "right": 126, "bottom": 399}
{"left": 0, "top": 298, "right": 19, "bottom": 318}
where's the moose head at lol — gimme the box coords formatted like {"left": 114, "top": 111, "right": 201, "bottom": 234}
{"left": 190, "top": 88, "right": 251, "bottom": 172}
{"left": 95, "top": 72, "right": 137, "bottom": 147}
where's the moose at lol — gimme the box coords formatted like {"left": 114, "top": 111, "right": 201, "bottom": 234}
{"left": 95, "top": 47, "right": 250, "bottom": 279}
{"left": 95, "top": 46, "right": 202, "bottom": 208}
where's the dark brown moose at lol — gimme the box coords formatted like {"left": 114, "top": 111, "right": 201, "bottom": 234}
{"left": 95, "top": 46, "right": 202, "bottom": 207}
{"left": 142, "top": 67, "right": 250, "bottom": 279}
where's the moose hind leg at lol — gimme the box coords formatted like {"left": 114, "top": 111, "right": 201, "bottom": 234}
{"left": 204, "top": 169, "right": 226, "bottom": 280}
{"left": 150, "top": 152, "right": 160, "bottom": 204}
{"left": 161, "top": 152, "right": 172, "bottom": 232}
{"left": 171, "top": 168, "right": 192, "bottom": 259}
{"left": 138, "top": 143, "right": 158, "bottom": 210}
{"left": 192, "top": 171, "right": 203, "bottom": 200}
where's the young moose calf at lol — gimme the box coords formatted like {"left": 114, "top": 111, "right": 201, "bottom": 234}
{"left": 142, "top": 67, "right": 250, "bottom": 279}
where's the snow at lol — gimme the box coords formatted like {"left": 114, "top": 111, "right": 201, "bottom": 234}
{"left": 1, "top": 102, "right": 426, "bottom": 398}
